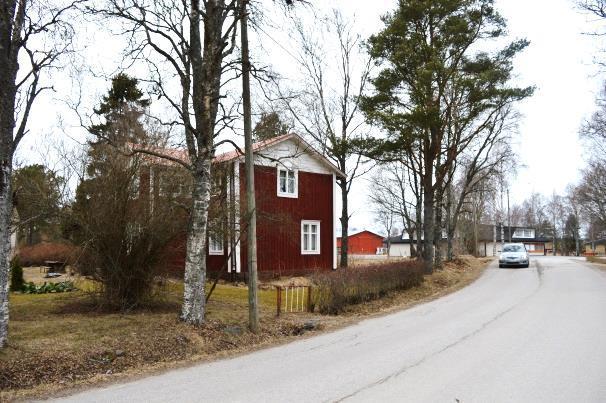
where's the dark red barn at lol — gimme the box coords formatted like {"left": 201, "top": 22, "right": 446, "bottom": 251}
{"left": 337, "top": 230, "right": 385, "bottom": 256}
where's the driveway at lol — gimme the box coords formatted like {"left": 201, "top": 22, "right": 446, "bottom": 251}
{"left": 52, "top": 256, "right": 606, "bottom": 402}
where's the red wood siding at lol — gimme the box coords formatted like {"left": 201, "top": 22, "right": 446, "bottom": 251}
{"left": 157, "top": 163, "right": 334, "bottom": 277}
{"left": 240, "top": 164, "right": 334, "bottom": 276}
{"left": 337, "top": 231, "right": 384, "bottom": 255}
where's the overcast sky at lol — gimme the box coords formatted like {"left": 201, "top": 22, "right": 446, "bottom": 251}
{"left": 15, "top": 0, "right": 606, "bottom": 235}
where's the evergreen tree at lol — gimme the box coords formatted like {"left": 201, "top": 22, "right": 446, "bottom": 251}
{"left": 72, "top": 74, "right": 181, "bottom": 310}
{"left": 13, "top": 165, "right": 64, "bottom": 245}
{"left": 361, "top": 0, "right": 533, "bottom": 273}
{"left": 253, "top": 111, "right": 291, "bottom": 142}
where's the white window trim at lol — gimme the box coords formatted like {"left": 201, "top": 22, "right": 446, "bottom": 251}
{"left": 277, "top": 166, "right": 298, "bottom": 198}
{"left": 209, "top": 234, "right": 224, "bottom": 255}
{"left": 513, "top": 228, "right": 535, "bottom": 239}
{"left": 301, "top": 220, "right": 321, "bottom": 255}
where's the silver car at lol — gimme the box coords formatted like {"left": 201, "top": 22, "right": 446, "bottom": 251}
{"left": 499, "top": 243, "right": 530, "bottom": 268}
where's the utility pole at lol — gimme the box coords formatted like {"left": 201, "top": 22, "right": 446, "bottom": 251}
{"left": 493, "top": 195, "right": 497, "bottom": 256}
{"left": 507, "top": 188, "right": 511, "bottom": 242}
{"left": 575, "top": 223, "right": 580, "bottom": 257}
{"left": 473, "top": 199, "right": 478, "bottom": 257}
{"left": 240, "top": 0, "right": 259, "bottom": 333}
{"left": 552, "top": 210, "right": 556, "bottom": 256}
{"left": 493, "top": 223, "right": 497, "bottom": 256}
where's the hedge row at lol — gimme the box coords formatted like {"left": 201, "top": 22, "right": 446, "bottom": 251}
{"left": 311, "top": 260, "right": 425, "bottom": 314}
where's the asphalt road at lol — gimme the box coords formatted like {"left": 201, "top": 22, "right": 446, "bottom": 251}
{"left": 53, "top": 256, "right": 606, "bottom": 403}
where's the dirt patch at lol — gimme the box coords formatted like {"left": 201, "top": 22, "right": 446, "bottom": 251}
{"left": 1, "top": 257, "right": 490, "bottom": 401}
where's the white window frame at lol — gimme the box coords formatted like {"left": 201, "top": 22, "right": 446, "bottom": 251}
{"left": 209, "top": 233, "right": 224, "bottom": 255}
{"left": 301, "top": 220, "right": 321, "bottom": 255}
{"left": 277, "top": 166, "right": 298, "bottom": 198}
{"left": 513, "top": 228, "right": 535, "bottom": 238}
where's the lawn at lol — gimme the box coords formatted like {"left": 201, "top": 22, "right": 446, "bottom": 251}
{"left": 0, "top": 277, "right": 289, "bottom": 398}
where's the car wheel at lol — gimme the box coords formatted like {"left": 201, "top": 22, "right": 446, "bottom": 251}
{"left": 499, "top": 264, "right": 503, "bottom": 268}
{"left": 524, "top": 264, "right": 529, "bottom": 268}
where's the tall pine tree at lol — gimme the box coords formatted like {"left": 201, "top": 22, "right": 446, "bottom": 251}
{"left": 361, "top": 0, "right": 532, "bottom": 273}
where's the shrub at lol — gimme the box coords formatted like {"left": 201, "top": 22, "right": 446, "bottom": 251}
{"left": 311, "top": 260, "right": 425, "bottom": 314}
{"left": 17, "top": 242, "right": 79, "bottom": 267}
{"left": 9, "top": 257, "right": 24, "bottom": 292}
{"left": 21, "top": 281, "right": 77, "bottom": 294}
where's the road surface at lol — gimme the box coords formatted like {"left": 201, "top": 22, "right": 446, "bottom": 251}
{"left": 53, "top": 257, "right": 606, "bottom": 402}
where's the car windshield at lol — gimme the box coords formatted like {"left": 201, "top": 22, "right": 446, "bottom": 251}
{"left": 503, "top": 245, "right": 525, "bottom": 252}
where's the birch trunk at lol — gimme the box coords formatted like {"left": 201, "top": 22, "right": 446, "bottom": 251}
{"left": 446, "top": 185, "right": 454, "bottom": 261}
{"left": 180, "top": 160, "right": 212, "bottom": 325}
{"left": 0, "top": 162, "right": 12, "bottom": 347}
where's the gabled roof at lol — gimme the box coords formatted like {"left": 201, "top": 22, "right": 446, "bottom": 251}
{"left": 213, "top": 133, "right": 291, "bottom": 163}
{"left": 337, "top": 230, "right": 385, "bottom": 240}
{"left": 127, "top": 133, "right": 346, "bottom": 178}
{"left": 214, "top": 133, "right": 347, "bottom": 179}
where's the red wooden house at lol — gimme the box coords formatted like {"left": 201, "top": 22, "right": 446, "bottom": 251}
{"left": 337, "top": 230, "right": 386, "bottom": 256}
{"left": 153, "top": 133, "right": 345, "bottom": 278}
{"left": 207, "top": 133, "right": 345, "bottom": 278}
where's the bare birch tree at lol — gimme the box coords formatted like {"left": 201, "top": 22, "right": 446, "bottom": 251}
{"left": 0, "top": 0, "right": 80, "bottom": 348}
{"left": 92, "top": 0, "right": 241, "bottom": 325}
{"left": 272, "top": 10, "right": 372, "bottom": 268}
{"left": 369, "top": 161, "right": 421, "bottom": 257}
{"left": 443, "top": 106, "right": 518, "bottom": 261}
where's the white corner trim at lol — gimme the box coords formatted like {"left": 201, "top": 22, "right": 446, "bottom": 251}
{"left": 301, "top": 220, "right": 321, "bottom": 255}
{"left": 332, "top": 173, "right": 337, "bottom": 270}
{"left": 234, "top": 161, "right": 241, "bottom": 273}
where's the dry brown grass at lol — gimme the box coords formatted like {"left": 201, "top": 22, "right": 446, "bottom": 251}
{"left": 586, "top": 256, "right": 606, "bottom": 265}
{"left": 586, "top": 256, "right": 606, "bottom": 274}
{"left": 1, "top": 257, "right": 491, "bottom": 401}
{"left": 348, "top": 256, "right": 411, "bottom": 267}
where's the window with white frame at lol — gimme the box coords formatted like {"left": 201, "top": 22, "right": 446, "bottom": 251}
{"left": 277, "top": 167, "right": 298, "bottom": 198}
{"left": 513, "top": 228, "right": 535, "bottom": 238}
{"left": 301, "top": 220, "right": 320, "bottom": 254}
{"left": 209, "top": 233, "right": 224, "bottom": 255}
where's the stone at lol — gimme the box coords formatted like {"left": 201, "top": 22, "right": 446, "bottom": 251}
{"left": 223, "top": 325, "right": 243, "bottom": 336}
{"left": 303, "top": 320, "right": 319, "bottom": 331}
